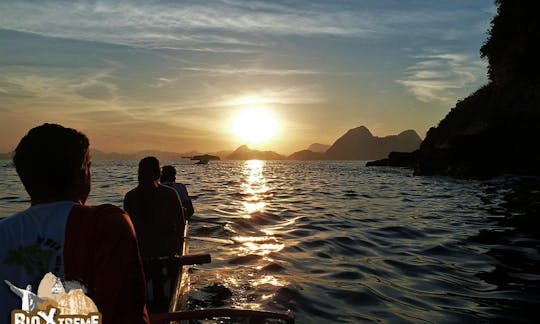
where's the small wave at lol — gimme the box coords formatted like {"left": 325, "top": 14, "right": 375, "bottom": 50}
{"left": 228, "top": 254, "right": 262, "bottom": 264}
{"left": 315, "top": 251, "right": 331, "bottom": 259}
{"left": 0, "top": 196, "right": 20, "bottom": 201}
{"left": 299, "top": 239, "right": 327, "bottom": 248}
{"left": 192, "top": 283, "right": 233, "bottom": 307}
{"left": 191, "top": 224, "right": 225, "bottom": 236}
{"left": 327, "top": 289, "right": 382, "bottom": 306}
{"left": 326, "top": 270, "right": 365, "bottom": 280}
{"left": 274, "top": 286, "right": 340, "bottom": 321}
{"left": 259, "top": 262, "right": 286, "bottom": 273}
{"left": 368, "top": 226, "right": 428, "bottom": 240}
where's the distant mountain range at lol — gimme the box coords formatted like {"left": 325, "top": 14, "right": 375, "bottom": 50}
{"left": 1, "top": 126, "right": 421, "bottom": 161}
{"left": 307, "top": 143, "right": 330, "bottom": 153}
{"left": 227, "top": 145, "right": 286, "bottom": 160}
{"left": 228, "top": 126, "right": 421, "bottom": 160}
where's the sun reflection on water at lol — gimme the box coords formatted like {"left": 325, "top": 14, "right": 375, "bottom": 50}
{"left": 253, "top": 275, "right": 282, "bottom": 287}
{"left": 196, "top": 159, "right": 289, "bottom": 311}
{"left": 241, "top": 242, "right": 285, "bottom": 256}
{"left": 241, "top": 160, "right": 269, "bottom": 216}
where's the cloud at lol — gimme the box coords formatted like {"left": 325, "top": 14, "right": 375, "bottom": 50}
{"left": 0, "top": 0, "right": 489, "bottom": 51}
{"left": 127, "top": 84, "right": 325, "bottom": 118}
{"left": 0, "top": 1, "right": 367, "bottom": 50}
{"left": 397, "top": 52, "right": 487, "bottom": 103}
{"left": 181, "top": 66, "right": 322, "bottom": 77}
{"left": 0, "top": 67, "right": 119, "bottom": 104}
{"left": 221, "top": 86, "right": 324, "bottom": 106}
{"left": 148, "top": 77, "right": 178, "bottom": 89}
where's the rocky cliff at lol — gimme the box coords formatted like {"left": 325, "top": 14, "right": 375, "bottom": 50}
{"left": 369, "top": 0, "right": 540, "bottom": 178}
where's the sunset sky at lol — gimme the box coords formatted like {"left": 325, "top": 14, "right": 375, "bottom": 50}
{"left": 0, "top": 0, "right": 494, "bottom": 155}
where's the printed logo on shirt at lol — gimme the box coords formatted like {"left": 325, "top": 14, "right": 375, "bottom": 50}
{"left": 5, "top": 273, "right": 102, "bottom": 324}
{"left": 3, "top": 236, "right": 63, "bottom": 282}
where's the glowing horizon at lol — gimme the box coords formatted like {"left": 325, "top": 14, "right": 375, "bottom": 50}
{"left": 0, "top": 1, "right": 494, "bottom": 155}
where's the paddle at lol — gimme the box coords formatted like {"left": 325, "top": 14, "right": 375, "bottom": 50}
{"left": 177, "top": 253, "right": 211, "bottom": 265}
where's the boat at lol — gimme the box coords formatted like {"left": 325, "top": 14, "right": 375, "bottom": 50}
{"left": 190, "top": 154, "right": 220, "bottom": 165}
{"left": 168, "top": 219, "right": 193, "bottom": 313}
{"left": 194, "top": 159, "right": 209, "bottom": 165}
{"left": 149, "top": 219, "right": 295, "bottom": 324}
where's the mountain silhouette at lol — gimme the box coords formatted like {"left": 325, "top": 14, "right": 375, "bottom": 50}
{"left": 307, "top": 143, "right": 330, "bottom": 153}
{"left": 324, "top": 126, "right": 421, "bottom": 160}
{"left": 288, "top": 150, "right": 325, "bottom": 160}
{"left": 227, "top": 145, "right": 286, "bottom": 160}
{"left": 287, "top": 126, "right": 421, "bottom": 160}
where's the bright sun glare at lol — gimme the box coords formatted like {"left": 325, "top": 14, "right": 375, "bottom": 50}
{"left": 231, "top": 109, "right": 278, "bottom": 144}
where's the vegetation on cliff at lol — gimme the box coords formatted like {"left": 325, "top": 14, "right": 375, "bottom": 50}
{"left": 372, "top": 0, "right": 540, "bottom": 178}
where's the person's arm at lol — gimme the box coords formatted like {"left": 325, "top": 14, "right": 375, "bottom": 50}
{"left": 183, "top": 199, "right": 194, "bottom": 220}
{"left": 123, "top": 191, "right": 134, "bottom": 220}
{"left": 170, "top": 190, "right": 185, "bottom": 237}
{"left": 176, "top": 184, "right": 194, "bottom": 220}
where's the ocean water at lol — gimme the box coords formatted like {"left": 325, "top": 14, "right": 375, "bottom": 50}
{"left": 1, "top": 160, "right": 539, "bottom": 323}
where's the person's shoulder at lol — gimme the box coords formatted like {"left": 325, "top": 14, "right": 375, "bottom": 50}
{"left": 124, "top": 187, "right": 139, "bottom": 198}
{"left": 73, "top": 204, "right": 131, "bottom": 227}
{"left": 158, "top": 184, "right": 182, "bottom": 204}
{"left": 175, "top": 182, "right": 188, "bottom": 191}
{"left": 0, "top": 208, "right": 38, "bottom": 233}
{"left": 94, "top": 203, "right": 126, "bottom": 215}
{"left": 158, "top": 183, "right": 178, "bottom": 195}
{"left": 96, "top": 204, "right": 131, "bottom": 222}
{"left": 68, "top": 205, "right": 137, "bottom": 250}
{"left": 0, "top": 211, "right": 25, "bottom": 237}
{"left": 0, "top": 211, "right": 24, "bottom": 226}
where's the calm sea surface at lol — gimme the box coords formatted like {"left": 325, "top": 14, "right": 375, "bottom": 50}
{"left": 1, "top": 160, "right": 539, "bottom": 323}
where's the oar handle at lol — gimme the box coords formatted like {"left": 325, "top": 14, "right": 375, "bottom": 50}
{"left": 177, "top": 253, "right": 211, "bottom": 265}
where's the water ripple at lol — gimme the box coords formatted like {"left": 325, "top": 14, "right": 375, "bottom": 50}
{"left": 2, "top": 160, "right": 540, "bottom": 322}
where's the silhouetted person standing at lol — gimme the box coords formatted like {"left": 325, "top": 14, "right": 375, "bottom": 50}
{"left": 124, "top": 157, "right": 185, "bottom": 312}
{"left": 160, "top": 165, "right": 194, "bottom": 220}
{"left": 0, "top": 123, "right": 149, "bottom": 324}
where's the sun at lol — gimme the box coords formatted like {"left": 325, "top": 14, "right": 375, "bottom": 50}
{"left": 231, "top": 108, "right": 278, "bottom": 144}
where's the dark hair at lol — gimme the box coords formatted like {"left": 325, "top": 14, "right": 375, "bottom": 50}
{"left": 136, "top": 156, "right": 161, "bottom": 222}
{"left": 13, "top": 123, "right": 90, "bottom": 200}
{"left": 160, "top": 165, "right": 176, "bottom": 182}
{"left": 138, "top": 156, "right": 161, "bottom": 186}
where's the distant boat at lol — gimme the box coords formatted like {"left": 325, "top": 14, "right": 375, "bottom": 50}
{"left": 189, "top": 154, "right": 219, "bottom": 165}
{"left": 194, "top": 159, "right": 209, "bottom": 165}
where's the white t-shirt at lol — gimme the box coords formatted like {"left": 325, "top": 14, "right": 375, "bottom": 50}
{"left": 0, "top": 201, "right": 75, "bottom": 319}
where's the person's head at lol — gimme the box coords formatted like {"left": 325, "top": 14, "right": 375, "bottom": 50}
{"left": 138, "top": 156, "right": 161, "bottom": 187}
{"left": 160, "top": 165, "right": 176, "bottom": 183}
{"left": 13, "top": 123, "right": 91, "bottom": 204}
